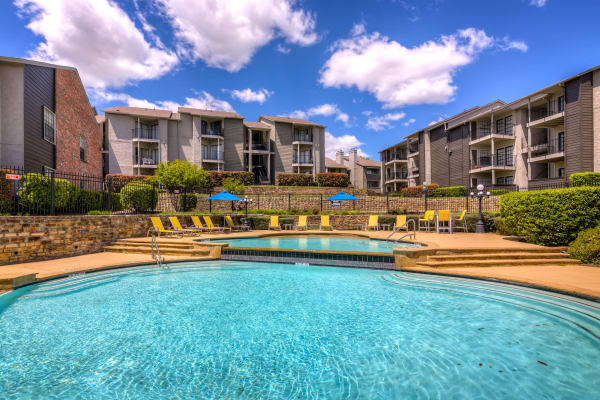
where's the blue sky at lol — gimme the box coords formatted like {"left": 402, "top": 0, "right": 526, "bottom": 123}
{"left": 1, "top": 0, "right": 599, "bottom": 159}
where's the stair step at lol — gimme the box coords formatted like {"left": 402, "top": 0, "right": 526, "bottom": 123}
{"left": 429, "top": 247, "right": 567, "bottom": 255}
{"left": 427, "top": 252, "right": 570, "bottom": 261}
{"left": 103, "top": 246, "right": 209, "bottom": 256}
{"left": 111, "top": 241, "right": 193, "bottom": 249}
{"left": 416, "top": 258, "right": 580, "bottom": 268}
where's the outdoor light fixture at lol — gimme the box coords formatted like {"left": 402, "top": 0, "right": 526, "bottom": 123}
{"left": 470, "top": 183, "right": 491, "bottom": 234}
{"left": 242, "top": 196, "right": 253, "bottom": 226}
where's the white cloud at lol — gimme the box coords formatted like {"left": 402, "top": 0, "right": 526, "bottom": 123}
{"left": 403, "top": 118, "right": 416, "bottom": 126}
{"left": 529, "top": 0, "right": 547, "bottom": 7}
{"left": 229, "top": 88, "right": 273, "bottom": 104}
{"left": 350, "top": 23, "right": 366, "bottom": 36}
{"left": 366, "top": 112, "right": 406, "bottom": 131}
{"left": 15, "top": 0, "right": 178, "bottom": 89}
{"left": 428, "top": 116, "right": 444, "bottom": 126}
{"left": 325, "top": 132, "right": 370, "bottom": 159}
{"left": 320, "top": 27, "right": 527, "bottom": 108}
{"left": 276, "top": 44, "right": 291, "bottom": 54}
{"left": 289, "top": 103, "right": 351, "bottom": 126}
{"left": 156, "top": 0, "right": 318, "bottom": 72}
{"left": 93, "top": 90, "right": 235, "bottom": 112}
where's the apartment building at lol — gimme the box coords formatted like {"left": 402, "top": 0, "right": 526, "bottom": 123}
{"left": 326, "top": 149, "right": 381, "bottom": 191}
{"left": 101, "top": 108, "right": 325, "bottom": 183}
{"left": 0, "top": 57, "right": 101, "bottom": 175}
{"left": 380, "top": 66, "right": 600, "bottom": 191}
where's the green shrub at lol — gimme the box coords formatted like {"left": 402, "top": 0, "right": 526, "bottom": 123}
{"left": 276, "top": 173, "right": 314, "bottom": 186}
{"left": 153, "top": 160, "right": 210, "bottom": 192}
{"left": 464, "top": 212, "right": 501, "bottom": 233}
{"left": 110, "top": 193, "right": 123, "bottom": 212}
{"left": 105, "top": 174, "right": 150, "bottom": 192}
{"left": 80, "top": 189, "right": 104, "bottom": 211}
{"left": 316, "top": 173, "right": 349, "bottom": 187}
{"left": 223, "top": 177, "right": 245, "bottom": 195}
{"left": 0, "top": 170, "right": 11, "bottom": 213}
{"left": 500, "top": 187, "right": 600, "bottom": 246}
{"left": 120, "top": 183, "right": 158, "bottom": 212}
{"left": 17, "top": 173, "right": 79, "bottom": 211}
{"left": 389, "top": 208, "right": 408, "bottom": 215}
{"left": 568, "top": 225, "right": 600, "bottom": 264}
{"left": 178, "top": 193, "right": 198, "bottom": 212}
{"left": 208, "top": 171, "right": 254, "bottom": 187}
{"left": 489, "top": 189, "right": 510, "bottom": 196}
{"left": 570, "top": 172, "right": 600, "bottom": 187}
{"left": 88, "top": 210, "right": 111, "bottom": 215}
{"left": 433, "top": 186, "right": 466, "bottom": 197}
{"left": 400, "top": 184, "right": 438, "bottom": 197}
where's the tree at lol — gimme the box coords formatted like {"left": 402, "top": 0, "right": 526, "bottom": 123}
{"left": 152, "top": 160, "right": 209, "bottom": 192}
{"left": 223, "top": 177, "right": 245, "bottom": 195}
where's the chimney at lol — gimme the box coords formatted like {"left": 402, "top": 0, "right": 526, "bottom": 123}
{"left": 349, "top": 148, "right": 358, "bottom": 186}
{"left": 336, "top": 149, "right": 344, "bottom": 165}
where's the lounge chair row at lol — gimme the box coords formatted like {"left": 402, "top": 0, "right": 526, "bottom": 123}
{"left": 268, "top": 215, "right": 333, "bottom": 230}
{"left": 149, "top": 215, "right": 248, "bottom": 236}
{"left": 417, "top": 210, "right": 468, "bottom": 232}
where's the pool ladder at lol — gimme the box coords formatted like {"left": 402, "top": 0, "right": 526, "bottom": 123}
{"left": 386, "top": 219, "right": 416, "bottom": 242}
{"left": 151, "top": 234, "right": 166, "bottom": 268}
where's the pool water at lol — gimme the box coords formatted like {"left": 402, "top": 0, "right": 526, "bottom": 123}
{"left": 0, "top": 261, "right": 598, "bottom": 399}
{"left": 207, "top": 234, "right": 418, "bottom": 252}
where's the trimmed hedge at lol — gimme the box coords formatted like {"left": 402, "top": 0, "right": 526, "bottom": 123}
{"left": 400, "top": 184, "right": 438, "bottom": 197}
{"left": 0, "top": 170, "right": 11, "bottom": 213}
{"left": 570, "top": 172, "right": 600, "bottom": 187}
{"left": 568, "top": 225, "right": 600, "bottom": 264}
{"left": 276, "top": 173, "right": 314, "bottom": 186}
{"left": 316, "top": 173, "right": 349, "bottom": 187}
{"left": 208, "top": 171, "right": 254, "bottom": 187}
{"left": 178, "top": 193, "right": 198, "bottom": 212}
{"left": 18, "top": 173, "right": 79, "bottom": 211}
{"left": 105, "top": 174, "right": 150, "bottom": 192}
{"left": 500, "top": 187, "right": 600, "bottom": 246}
{"left": 120, "top": 183, "right": 158, "bottom": 212}
{"left": 433, "top": 186, "right": 466, "bottom": 197}
{"left": 248, "top": 215, "right": 294, "bottom": 230}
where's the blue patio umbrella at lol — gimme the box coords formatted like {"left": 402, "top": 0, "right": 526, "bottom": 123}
{"left": 327, "top": 191, "right": 359, "bottom": 201}
{"left": 208, "top": 190, "right": 242, "bottom": 213}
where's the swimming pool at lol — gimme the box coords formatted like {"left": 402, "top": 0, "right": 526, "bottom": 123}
{"left": 0, "top": 261, "right": 598, "bottom": 398}
{"left": 207, "top": 234, "right": 419, "bottom": 252}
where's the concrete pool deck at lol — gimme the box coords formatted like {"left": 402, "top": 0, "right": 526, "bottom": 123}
{"left": 0, "top": 230, "right": 598, "bottom": 300}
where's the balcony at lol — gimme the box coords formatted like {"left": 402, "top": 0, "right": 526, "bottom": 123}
{"left": 385, "top": 171, "right": 408, "bottom": 183}
{"left": 470, "top": 155, "right": 516, "bottom": 172}
{"left": 202, "top": 152, "right": 224, "bottom": 162}
{"left": 366, "top": 173, "right": 381, "bottom": 182}
{"left": 293, "top": 155, "right": 313, "bottom": 165}
{"left": 201, "top": 127, "right": 224, "bottom": 138}
{"left": 528, "top": 139, "right": 565, "bottom": 163}
{"left": 408, "top": 166, "right": 419, "bottom": 177}
{"left": 384, "top": 152, "right": 407, "bottom": 164}
{"left": 293, "top": 133, "right": 313, "bottom": 144}
{"left": 133, "top": 156, "right": 159, "bottom": 168}
{"left": 408, "top": 146, "right": 419, "bottom": 157}
{"left": 528, "top": 99, "right": 565, "bottom": 128}
{"left": 470, "top": 125, "right": 514, "bottom": 145}
{"left": 132, "top": 127, "right": 159, "bottom": 141}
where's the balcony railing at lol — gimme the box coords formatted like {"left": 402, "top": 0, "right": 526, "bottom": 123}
{"left": 134, "top": 156, "right": 158, "bottom": 165}
{"left": 203, "top": 152, "right": 223, "bottom": 161}
{"left": 471, "top": 155, "right": 515, "bottom": 169}
{"left": 530, "top": 139, "right": 565, "bottom": 157}
{"left": 530, "top": 98, "right": 564, "bottom": 121}
{"left": 201, "top": 127, "right": 224, "bottom": 137}
{"left": 408, "top": 146, "right": 419, "bottom": 154}
{"left": 293, "top": 155, "right": 313, "bottom": 164}
{"left": 385, "top": 152, "right": 407, "bottom": 162}
{"left": 387, "top": 171, "right": 408, "bottom": 180}
{"left": 366, "top": 173, "right": 381, "bottom": 181}
{"left": 293, "top": 134, "right": 313, "bottom": 142}
{"left": 133, "top": 126, "right": 158, "bottom": 140}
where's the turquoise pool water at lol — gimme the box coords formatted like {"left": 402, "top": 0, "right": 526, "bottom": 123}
{"left": 207, "top": 234, "right": 419, "bottom": 252}
{"left": 0, "top": 261, "right": 598, "bottom": 399}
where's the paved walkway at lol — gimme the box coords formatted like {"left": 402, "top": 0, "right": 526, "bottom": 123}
{"left": 1, "top": 230, "right": 598, "bottom": 300}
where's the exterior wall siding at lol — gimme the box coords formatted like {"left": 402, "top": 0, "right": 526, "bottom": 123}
{"left": 429, "top": 126, "right": 449, "bottom": 186}
{"left": 23, "top": 63, "right": 55, "bottom": 172}
{"left": 106, "top": 114, "right": 135, "bottom": 174}
{"left": 447, "top": 124, "right": 470, "bottom": 187}
{"left": 0, "top": 62, "right": 25, "bottom": 167}
{"left": 418, "top": 133, "right": 425, "bottom": 185}
{"left": 223, "top": 118, "right": 244, "bottom": 171}
{"left": 594, "top": 70, "right": 600, "bottom": 172}
{"left": 273, "top": 121, "right": 293, "bottom": 173}
{"left": 54, "top": 69, "right": 102, "bottom": 176}
{"left": 565, "top": 74, "right": 594, "bottom": 178}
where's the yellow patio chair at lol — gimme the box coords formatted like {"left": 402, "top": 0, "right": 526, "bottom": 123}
{"left": 436, "top": 210, "right": 451, "bottom": 233}
{"left": 296, "top": 215, "right": 308, "bottom": 231}
{"left": 320, "top": 215, "right": 333, "bottom": 231}
{"left": 418, "top": 210, "right": 435, "bottom": 231}
{"left": 393, "top": 215, "right": 408, "bottom": 232}
{"left": 367, "top": 215, "right": 379, "bottom": 231}
{"left": 269, "top": 215, "right": 281, "bottom": 230}
{"left": 225, "top": 215, "right": 249, "bottom": 232}
{"left": 190, "top": 215, "right": 207, "bottom": 231}
{"left": 203, "top": 215, "right": 231, "bottom": 233}
{"left": 453, "top": 210, "right": 468, "bottom": 232}
{"left": 169, "top": 216, "right": 206, "bottom": 234}
{"left": 149, "top": 217, "right": 183, "bottom": 237}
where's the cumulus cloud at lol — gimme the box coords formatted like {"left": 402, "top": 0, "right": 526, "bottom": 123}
{"left": 366, "top": 112, "right": 406, "bottom": 131}
{"left": 428, "top": 116, "right": 445, "bottom": 126}
{"left": 325, "top": 132, "right": 370, "bottom": 159}
{"left": 156, "top": 0, "right": 318, "bottom": 72}
{"left": 15, "top": 0, "right": 178, "bottom": 88}
{"left": 289, "top": 104, "right": 350, "bottom": 126}
{"left": 320, "top": 26, "right": 527, "bottom": 108}
{"left": 529, "top": 0, "right": 547, "bottom": 7}
{"left": 94, "top": 90, "right": 235, "bottom": 112}
{"left": 403, "top": 118, "right": 416, "bottom": 126}
{"left": 276, "top": 44, "right": 291, "bottom": 54}
{"left": 229, "top": 88, "right": 273, "bottom": 104}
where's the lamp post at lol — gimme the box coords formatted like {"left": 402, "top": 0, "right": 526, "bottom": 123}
{"left": 470, "top": 184, "right": 491, "bottom": 234}
{"left": 422, "top": 182, "right": 428, "bottom": 211}
{"left": 242, "top": 196, "right": 253, "bottom": 226}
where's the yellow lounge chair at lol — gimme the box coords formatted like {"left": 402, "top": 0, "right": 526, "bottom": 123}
{"left": 436, "top": 210, "right": 451, "bottom": 233}
{"left": 367, "top": 215, "right": 379, "bottom": 231}
{"left": 169, "top": 216, "right": 206, "bottom": 234}
{"left": 203, "top": 215, "right": 231, "bottom": 233}
{"left": 190, "top": 215, "right": 207, "bottom": 231}
{"left": 320, "top": 215, "right": 333, "bottom": 230}
{"left": 149, "top": 217, "right": 183, "bottom": 237}
{"left": 393, "top": 215, "right": 408, "bottom": 232}
{"left": 418, "top": 210, "right": 435, "bottom": 231}
{"left": 296, "top": 215, "right": 308, "bottom": 231}
{"left": 225, "top": 215, "right": 249, "bottom": 232}
{"left": 269, "top": 216, "right": 281, "bottom": 230}
{"left": 453, "top": 210, "right": 468, "bottom": 232}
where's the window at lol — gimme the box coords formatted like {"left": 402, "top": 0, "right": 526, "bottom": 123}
{"left": 496, "top": 146, "right": 513, "bottom": 166}
{"left": 80, "top": 136, "right": 87, "bottom": 161}
{"left": 495, "top": 116, "right": 513, "bottom": 135}
{"left": 43, "top": 106, "right": 56, "bottom": 144}
{"left": 496, "top": 176, "right": 505, "bottom": 185}
{"left": 505, "top": 176, "right": 514, "bottom": 184}
{"left": 495, "top": 118, "right": 504, "bottom": 136}
{"left": 557, "top": 96, "right": 565, "bottom": 113}
{"left": 558, "top": 132, "right": 564, "bottom": 152}
{"left": 558, "top": 168, "right": 565, "bottom": 178}
{"left": 479, "top": 120, "right": 491, "bottom": 137}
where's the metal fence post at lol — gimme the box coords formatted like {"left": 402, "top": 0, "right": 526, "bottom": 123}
{"left": 49, "top": 171, "right": 55, "bottom": 215}
{"left": 151, "top": 182, "right": 156, "bottom": 213}
{"left": 107, "top": 180, "right": 112, "bottom": 212}
{"left": 386, "top": 193, "right": 389, "bottom": 214}
{"left": 320, "top": 194, "right": 323, "bottom": 211}
{"left": 288, "top": 193, "right": 291, "bottom": 211}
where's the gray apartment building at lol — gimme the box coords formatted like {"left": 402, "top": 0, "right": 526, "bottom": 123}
{"left": 99, "top": 107, "right": 325, "bottom": 184}
{"left": 325, "top": 149, "right": 381, "bottom": 192}
{"left": 380, "top": 66, "right": 600, "bottom": 192}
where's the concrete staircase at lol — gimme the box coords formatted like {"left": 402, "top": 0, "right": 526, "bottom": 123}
{"left": 104, "top": 239, "right": 212, "bottom": 257}
{"left": 415, "top": 247, "right": 579, "bottom": 268}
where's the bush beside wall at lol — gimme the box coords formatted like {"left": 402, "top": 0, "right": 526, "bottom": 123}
{"left": 276, "top": 173, "right": 314, "bottom": 186}
{"left": 208, "top": 171, "right": 254, "bottom": 187}
{"left": 0, "top": 171, "right": 11, "bottom": 214}
{"left": 316, "top": 173, "right": 349, "bottom": 187}
{"left": 570, "top": 172, "right": 600, "bottom": 187}
{"left": 120, "top": 183, "right": 158, "bottom": 212}
{"left": 500, "top": 187, "right": 600, "bottom": 246}
{"left": 568, "top": 225, "right": 600, "bottom": 264}
{"left": 400, "top": 184, "right": 438, "bottom": 197}
{"left": 433, "top": 186, "right": 466, "bottom": 197}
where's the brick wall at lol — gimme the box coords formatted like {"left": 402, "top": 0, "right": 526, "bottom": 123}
{"left": 0, "top": 215, "right": 152, "bottom": 265}
{"left": 55, "top": 69, "right": 102, "bottom": 176}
